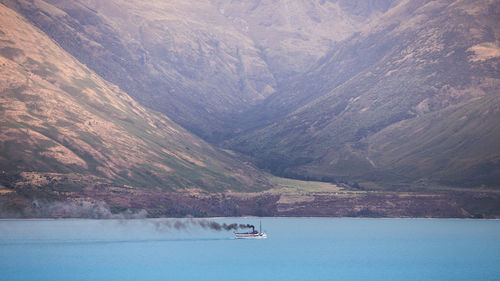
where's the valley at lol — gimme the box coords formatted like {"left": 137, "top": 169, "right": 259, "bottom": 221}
{"left": 0, "top": 0, "right": 499, "bottom": 218}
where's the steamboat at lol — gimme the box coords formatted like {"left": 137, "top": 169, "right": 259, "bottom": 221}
{"left": 234, "top": 221, "right": 267, "bottom": 239}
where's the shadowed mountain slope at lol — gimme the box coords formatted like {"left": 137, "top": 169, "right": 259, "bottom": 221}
{"left": 0, "top": 4, "right": 270, "bottom": 192}
{"left": 228, "top": 0, "right": 500, "bottom": 188}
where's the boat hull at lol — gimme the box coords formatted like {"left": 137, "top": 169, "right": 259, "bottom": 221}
{"left": 234, "top": 233, "right": 267, "bottom": 239}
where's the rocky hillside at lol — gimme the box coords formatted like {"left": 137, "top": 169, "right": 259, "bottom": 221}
{"left": 0, "top": 3, "right": 270, "bottom": 193}
{"left": 228, "top": 0, "right": 500, "bottom": 188}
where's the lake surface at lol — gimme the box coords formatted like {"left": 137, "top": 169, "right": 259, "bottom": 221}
{"left": 1, "top": 218, "right": 499, "bottom": 281}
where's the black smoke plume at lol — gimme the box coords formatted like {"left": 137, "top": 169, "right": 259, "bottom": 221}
{"left": 0, "top": 199, "right": 256, "bottom": 233}
{"left": 151, "top": 219, "right": 254, "bottom": 232}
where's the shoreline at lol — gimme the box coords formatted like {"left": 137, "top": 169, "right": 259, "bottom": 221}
{"left": 2, "top": 184, "right": 499, "bottom": 219}
{"left": 2, "top": 216, "right": 500, "bottom": 221}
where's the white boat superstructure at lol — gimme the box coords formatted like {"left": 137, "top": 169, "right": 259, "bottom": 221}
{"left": 234, "top": 221, "right": 267, "bottom": 239}
{"left": 234, "top": 232, "right": 267, "bottom": 239}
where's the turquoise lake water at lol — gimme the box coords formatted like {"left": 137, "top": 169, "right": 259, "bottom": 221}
{"left": 1, "top": 218, "right": 500, "bottom": 281}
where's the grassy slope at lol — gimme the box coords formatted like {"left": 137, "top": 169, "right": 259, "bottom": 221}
{"left": 0, "top": 4, "right": 270, "bottom": 192}
{"left": 368, "top": 94, "right": 500, "bottom": 188}
{"left": 228, "top": 0, "right": 500, "bottom": 188}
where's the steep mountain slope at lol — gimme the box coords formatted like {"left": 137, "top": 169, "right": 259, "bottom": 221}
{"left": 0, "top": 3, "right": 270, "bottom": 192}
{"left": 229, "top": 0, "right": 500, "bottom": 188}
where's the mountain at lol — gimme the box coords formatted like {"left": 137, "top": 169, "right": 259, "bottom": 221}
{"left": 0, "top": 0, "right": 395, "bottom": 141}
{"left": 1, "top": 0, "right": 498, "bottom": 195}
{"left": 0, "top": 3, "right": 270, "bottom": 193}
{"left": 1, "top": 1, "right": 499, "bottom": 218}
{"left": 228, "top": 0, "right": 500, "bottom": 188}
